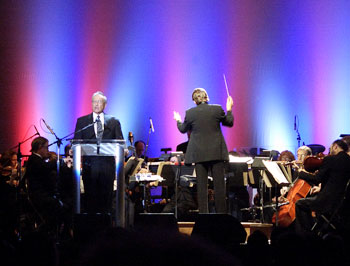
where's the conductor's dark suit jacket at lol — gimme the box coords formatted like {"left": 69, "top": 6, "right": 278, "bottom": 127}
{"left": 299, "top": 151, "right": 350, "bottom": 212}
{"left": 74, "top": 113, "right": 123, "bottom": 140}
{"left": 177, "top": 103, "right": 234, "bottom": 164}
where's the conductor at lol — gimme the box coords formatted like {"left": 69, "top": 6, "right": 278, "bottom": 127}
{"left": 174, "top": 88, "right": 234, "bottom": 213}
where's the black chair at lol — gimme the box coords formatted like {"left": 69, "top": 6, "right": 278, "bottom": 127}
{"left": 311, "top": 178, "right": 350, "bottom": 236}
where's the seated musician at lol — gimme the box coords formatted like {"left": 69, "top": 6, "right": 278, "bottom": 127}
{"left": 294, "top": 139, "right": 350, "bottom": 233}
{"left": 0, "top": 150, "right": 20, "bottom": 241}
{"left": 278, "top": 150, "right": 295, "bottom": 162}
{"left": 293, "top": 146, "right": 312, "bottom": 171}
{"left": 24, "top": 137, "right": 68, "bottom": 233}
{"left": 125, "top": 142, "right": 155, "bottom": 217}
{"left": 341, "top": 136, "right": 350, "bottom": 156}
{"left": 276, "top": 150, "right": 296, "bottom": 201}
{"left": 176, "top": 130, "right": 191, "bottom": 154}
{"left": 58, "top": 144, "right": 74, "bottom": 214}
{"left": 276, "top": 146, "right": 312, "bottom": 201}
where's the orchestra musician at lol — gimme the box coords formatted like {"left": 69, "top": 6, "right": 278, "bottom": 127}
{"left": 0, "top": 150, "right": 20, "bottom": 242}
{"left": 74, "top": 91, "right": 124, "bottom": 214}
{"left": 173, "top": 88, "right": 234, "bottom": 213}
{"left": 294, "top": 139, "right": 350, "bottom": 233}
{"left": 23, "top": 137, "right": 67, "bottom": 233}
{"left": 176, "top": 130, "right": 191, "bottom": 154}
{"left": 341, "top": 135, "right": 350, "bottom": 156}
{"left": 58, "top": 144, "right": 74, "bottom": 215}
{"left": 277, "top": 146, "right": 312, "bottom": 201}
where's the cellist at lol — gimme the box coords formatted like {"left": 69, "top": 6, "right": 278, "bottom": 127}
{"left": 276, "top": 146, "right": 312, "bottom": 202}
{"left": 294, "top": 139, "right": 350, "bottom": 233}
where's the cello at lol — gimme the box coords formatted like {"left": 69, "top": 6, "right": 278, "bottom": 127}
{"left": 272, "top": 153, "right": 324, "bottom": 227}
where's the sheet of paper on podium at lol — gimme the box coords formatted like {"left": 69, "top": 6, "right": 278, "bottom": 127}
{"left": 262, "top": 160, "right": 290, "bottom": 186}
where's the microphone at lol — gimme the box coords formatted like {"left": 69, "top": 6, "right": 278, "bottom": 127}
{"left": 294, "top": 115, "right": 296, "bottom": 131}
{"left": 42, "top": 119, "right": 55, "bottom": 135}
{"left": 149, "top": 117, "right": 154, "bottom": 133}
{"left": 128, "top": 132, "right": 134, "bottom": 145}
{"left": 34, "top": 125, "right": 40, "bottom": 136}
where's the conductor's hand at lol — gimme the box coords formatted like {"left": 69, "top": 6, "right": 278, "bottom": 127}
{"left": 226, "top": 96, "right": 233, "bottom": 112}
{"left": 173, "top": 111, "right": 182, "bottom": 123}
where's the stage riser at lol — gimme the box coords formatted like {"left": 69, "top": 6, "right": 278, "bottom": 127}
{"left": 178, "top": 222, "right": 273, "bottom": 241}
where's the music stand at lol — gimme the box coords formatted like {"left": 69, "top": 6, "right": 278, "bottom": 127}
{"left": 262, "top": 160, "right": 291, "bottom": 226}
{"left": 149, "top": 159, "right": 195, "bottom": 219}
{"left": 251, "top": 157, "right": 270, "bottom": 223}
{"left": 170, "top": 151, "right": 183, "bottom": 219}
{"left": 125, "top": 157, "right": 144, "bottom": 180}
{"left": 227, "top": 156, "right": 254, "bottom": 187}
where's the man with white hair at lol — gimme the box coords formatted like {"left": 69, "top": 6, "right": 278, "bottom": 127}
{"left": 74, "top": 91, "right": 124, "bottom": 214}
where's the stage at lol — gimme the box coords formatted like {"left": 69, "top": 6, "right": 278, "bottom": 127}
{"left": 178, "top": 221, "right": 274, "bottom": 241}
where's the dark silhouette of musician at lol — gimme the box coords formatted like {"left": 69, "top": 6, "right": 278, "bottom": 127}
{"left": 295, "top": 139, "right": 350, "bottom": 233}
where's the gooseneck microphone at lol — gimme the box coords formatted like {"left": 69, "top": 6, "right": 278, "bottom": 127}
{"left": 42, "top": 119, "right": 55, "bottom": 135}
{"left": 149, "top": 117, "right": 154, "bottom": 133}
{"left": 34, "top": 125, "right": 40, "bottom": 136}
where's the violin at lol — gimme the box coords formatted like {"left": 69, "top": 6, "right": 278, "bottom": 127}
{"left": 303, "top": 152, "right": 325, "bottom": 173}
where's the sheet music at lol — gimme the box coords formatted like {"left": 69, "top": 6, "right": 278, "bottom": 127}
{"left": 262, "top": 160, "right": 290, "bottom": 185}
{"left": 277, "top": 162, "right": 292, "bottom": 183}
{"left": 229, "top": 155, "right": 254, "bottom": 164}
{"left": 134, "top": 173, "right": 165, "bottom": 182}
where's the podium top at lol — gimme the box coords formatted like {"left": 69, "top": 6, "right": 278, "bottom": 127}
{"left": 71, "top": 139, "right": 126, "bottom": 156}
{"left": 71, "top": 139, "right": 125, "bottom": 145}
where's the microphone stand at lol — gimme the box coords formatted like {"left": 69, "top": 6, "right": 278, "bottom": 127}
{"left": 144, "top": 124, "right": 152, "bottom": 161}
{"left": 296, "top": 131, "right": 301, "bottom": 148}
{"left": 48, "top": 129, "right": 63, "bottom": 176}
{"left": 141, "top": 125, "right": 153, "bottom": 212}
{"left": 294, "top": 115, "right": 302, "bottom": 148}
{"left": 11, "top": 131, "right": 40, "bottom": 182}
{"left": 10, "top": 131, "right": 39, "bottom": 240}
{"left": 48, "top": 121, "right": 98, "bottom": 177}
{"left": 170, "top": 152, "right": 183, "bottom": 220}
{"left": 53, "top": 121, "right": 97, "bottom": 144}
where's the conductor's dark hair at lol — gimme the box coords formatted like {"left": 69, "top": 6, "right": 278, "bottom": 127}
{"left": 31, "top": 137, "right": 48, "bottom": 153}
{"left": 192, "top": 88, "right": 209, "bottom": 105}
{"left": 333, "top": 139, "right": 348, "bottom": 152}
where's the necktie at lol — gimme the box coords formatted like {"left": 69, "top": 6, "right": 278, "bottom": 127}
{"left": 96, "top": 115, "right": 103, "bottom": 139}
